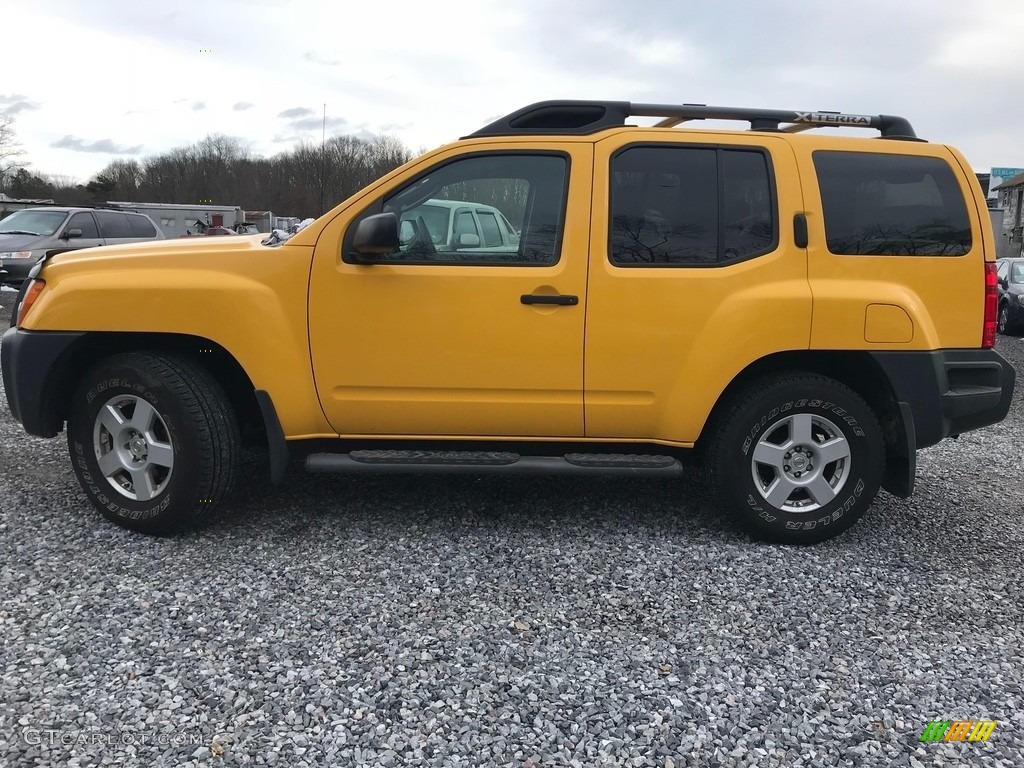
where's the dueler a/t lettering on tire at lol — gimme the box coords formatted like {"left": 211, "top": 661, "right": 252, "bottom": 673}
{"left": 66, "top": 352, "right": 239, "bottom": 534}
{"left": 707, "top": 373, "right": 884, "bottom": 544}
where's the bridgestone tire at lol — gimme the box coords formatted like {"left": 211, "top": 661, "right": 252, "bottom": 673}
{"left": 67, "top": 352, "right": 239, "bottom": 534}
{"left": 706, "top": 373, "right": 884, "bottom": 544}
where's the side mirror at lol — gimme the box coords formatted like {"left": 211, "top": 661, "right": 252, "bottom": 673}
{"left": 351, "top": 213, "right": 399, "bottom": 262}
{"left": 999, "top": 277, "right": 1009, "bottom": 289}
{"left": 455, "top": 233, "right": 480, "bottom": 249}
{"left": 63, "top": 228, "right": 83, "bottom": 240}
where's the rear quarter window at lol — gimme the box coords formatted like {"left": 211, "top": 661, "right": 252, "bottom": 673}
{"left": 813, "top": 151, "right": 971, "bottom": 256}
{"left": 127, "top": 214, "right": 158, "bottom": 238}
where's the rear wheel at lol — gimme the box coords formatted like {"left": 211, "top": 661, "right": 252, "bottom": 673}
{"left": 706, "top": 373, "right": 884, "bottom": 544}
{"left": 67, "top": 352, "right": 239, "bottom": 534}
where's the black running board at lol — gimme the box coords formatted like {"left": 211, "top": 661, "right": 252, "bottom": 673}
{"left": 306, "top": 450, "right": 684, "bottom": 477}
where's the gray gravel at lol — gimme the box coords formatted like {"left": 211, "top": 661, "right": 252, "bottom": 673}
{"left": 1, "top": 301, "right": 1022, "bottom": 767}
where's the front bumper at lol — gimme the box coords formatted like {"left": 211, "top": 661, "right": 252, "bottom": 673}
{"left": 0, "top": 256, "right": 39, "bottom": 285}
{"left": 870, "top": 349, "right": 1016, "bottom": 449}
{"left": 1007, "top": 299, "right": 1024, "bottom": 327}
{"left": 1, "top": 327, "right": 84, "bottom": 437}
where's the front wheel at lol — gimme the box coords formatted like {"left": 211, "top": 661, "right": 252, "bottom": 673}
{"left": 706, "top": 373, "right": 884, "bottom": 544}
{"left": 67, "top": 352, "right": 239, "bottom": 534}
{"left": 998, "top": 303, "right": 1015, "bottom": 336}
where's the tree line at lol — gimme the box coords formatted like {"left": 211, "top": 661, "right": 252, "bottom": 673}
{"left": 0, "top": 124, "right": 417, "bottom": 218}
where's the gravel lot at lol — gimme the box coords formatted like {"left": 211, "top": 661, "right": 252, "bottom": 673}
{"left": 1, "top": 296, "right": 1022, "bottom": 767}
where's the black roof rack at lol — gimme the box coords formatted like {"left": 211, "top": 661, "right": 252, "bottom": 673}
{"left": 468, "top": 100, "right": 920, "bottom": 141}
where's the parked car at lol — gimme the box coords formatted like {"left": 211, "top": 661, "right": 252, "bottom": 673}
{"left": 0, "top": 207, "right": 164, "bottom": 285}
{"left": 179, "top": 226, "right": 238, "bottom": 238}
{"left": 996, "top": 257, "right": 1024, "bottom": 334}
{"left": 398, "top": 198, "right": 520, "bottom": 257}
{"left": 1, "top": 100, "right": 1015, "bottom": 543}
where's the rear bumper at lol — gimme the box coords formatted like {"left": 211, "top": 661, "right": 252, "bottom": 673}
{"left": 870, "top": 349, "right": 1015, "bottom": 449}
{"left": 1, "top": 327, "right": 84, "bottom": 437}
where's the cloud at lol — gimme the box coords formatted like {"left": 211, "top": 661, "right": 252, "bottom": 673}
{"left": 304, "top": 51, "right": 341, "bottom": 66}
{"left": 289, "top": 116, "right": 348, "bottom": 132}
{"left": 0, "top": 93, "right": 41, "bottom": 116}
{"left": 233, "top": 101, "right": 254, "bottom": 111}
{"left": 51, "top": 136, "right": 143, "bottom": 154}
{"left": 278, "top": 106, "right": 314, "bottom": 119}
{"left": 192, "top": 101, "right": 206, "bottom": 111}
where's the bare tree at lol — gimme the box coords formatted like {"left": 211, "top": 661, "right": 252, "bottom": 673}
{"left": 45, "top": 173, "right": 80, "bottom": 189}
{"left": 0, "top": 115, "right": 26, "bottom": 190}
{"left": 93, "top": 159, "right": 142, "bottom": 200}
{"left": 3, "top": 122, "right": 413, "bottom": 215}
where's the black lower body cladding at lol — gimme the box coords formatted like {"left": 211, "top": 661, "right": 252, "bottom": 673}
{"left": 1, "top": 328, "right": 85, "bottom": 436}
{"left": 869, "top": 349, "right": 1015, "bottom": 448}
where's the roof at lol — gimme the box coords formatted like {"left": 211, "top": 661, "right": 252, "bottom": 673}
{"left": 105, "top": 200, "right": 241, "bottom": 211}
{"left": 416, "top": 198, "right": 503, "bottom": 211}
{"left": 0, "top": 193, "right": 56, "bottom": 204}
{"left": 8, "top": 206, "right": 99, "bottom": 213}
{"left": 995, "top": 172, "right": 1024, "bottom": 191}
{"left": 468, "top": 100, "right": 919, "bottom": 140}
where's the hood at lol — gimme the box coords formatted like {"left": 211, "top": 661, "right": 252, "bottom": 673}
{"left": 0, "top": 233, "right": 47, "bottom": 251}
{"left": 38, "top": 233, "right": 303, "bottom": 281}
{"left": 46, "top": 232, "right": 270, "bottom": 266}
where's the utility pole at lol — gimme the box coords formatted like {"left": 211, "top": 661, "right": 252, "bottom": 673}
{"left": 319, "top": 103, "right": 326, "bottom": 217}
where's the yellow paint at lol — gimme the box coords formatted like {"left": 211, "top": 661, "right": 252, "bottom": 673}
{"left": 23, "top": 125, "right": 992, "bottom": 445}
{"left": 790, "top": 139, "right": 989, "bottom": 350}
{"left": 307, "top": 140, "right": 594, "bottom": 437}
{"left": 864, "top": 304, "right": 914, "bottom": 343}
{"left": 25, "top": 235, "right": 334, "bottom": 437}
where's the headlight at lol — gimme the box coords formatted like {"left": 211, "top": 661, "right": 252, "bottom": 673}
{"left": 1017, "top": 294, "right": 1024, "bottom": 307}
{"left": 0, "top": 251, "right": 34, "bottom": 259}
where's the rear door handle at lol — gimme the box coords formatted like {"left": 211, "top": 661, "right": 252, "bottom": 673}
{"left": 520, "top": 294, "right": 579, "bottom": 306}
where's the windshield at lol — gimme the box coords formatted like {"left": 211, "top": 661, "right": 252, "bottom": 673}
{"left": 0, "top": 209, "right": 68, "bottom": 237}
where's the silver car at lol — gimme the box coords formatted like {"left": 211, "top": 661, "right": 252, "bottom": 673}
{"left": 0, "top": 207, "right": 165, "bottom": 285}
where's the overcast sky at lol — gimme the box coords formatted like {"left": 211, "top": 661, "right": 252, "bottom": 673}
{"left": 5, "top": 0, "right": 1024, "bottom": 185}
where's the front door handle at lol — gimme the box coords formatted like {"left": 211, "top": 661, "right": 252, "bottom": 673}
{"left": 520, "top": 294, "right": 579, "bottom": 306}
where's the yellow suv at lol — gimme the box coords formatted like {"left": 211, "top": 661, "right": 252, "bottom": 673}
{"left": 1, "top": 100, "right": 1015, "bottom": 543}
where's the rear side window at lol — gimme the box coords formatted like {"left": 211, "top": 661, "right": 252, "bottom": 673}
{"left": 95, "top": 211, "right": 132, "bottom": 239}
{"left": 813, "top": 151, "right": 971, "bottom": 256}
{"left": 127, "top": 214, "right": 157, "bottom": 238}
{"left": 610, "top": 145, "right": 775, "bottom": 266}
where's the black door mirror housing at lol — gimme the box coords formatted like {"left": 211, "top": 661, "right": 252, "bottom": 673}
{"left": 351, "top": 213, "right": 399, "bottom": 262}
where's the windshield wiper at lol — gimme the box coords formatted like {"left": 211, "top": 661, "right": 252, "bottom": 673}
{"left": 0, "top": 230, "right": 42, "bottom": 236}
